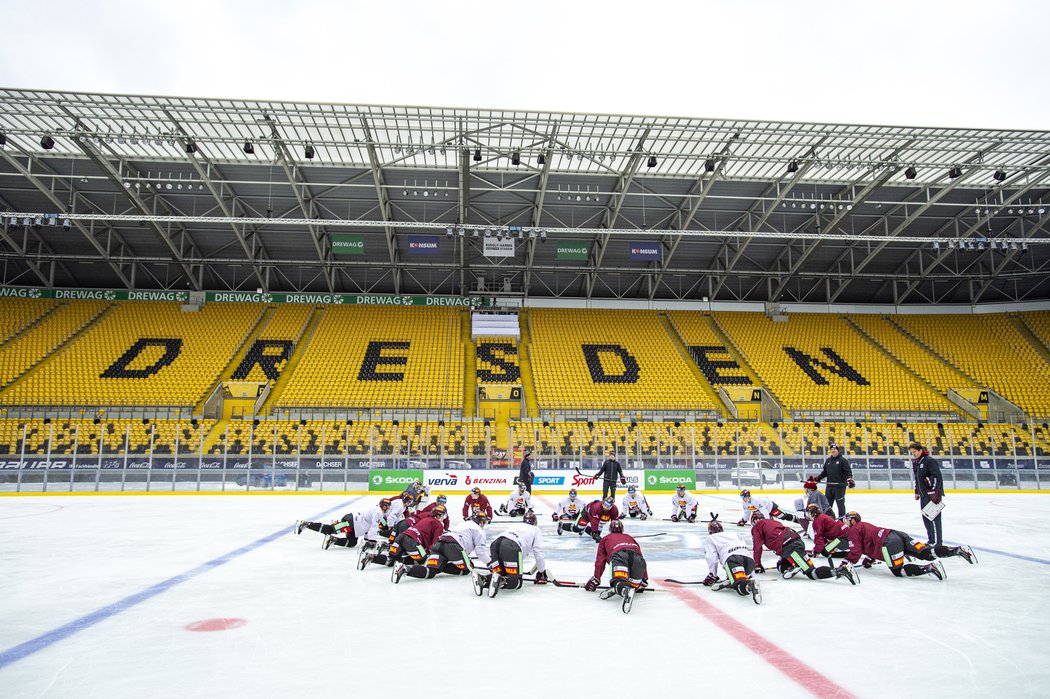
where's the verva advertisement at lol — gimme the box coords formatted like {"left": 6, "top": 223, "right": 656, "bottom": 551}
{"left": 424, "top": 469, "right": 644, "bottom": 492}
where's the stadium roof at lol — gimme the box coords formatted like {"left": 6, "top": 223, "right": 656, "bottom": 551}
{"left": 1, "top": 87, "right": 1049, "bottom": 305}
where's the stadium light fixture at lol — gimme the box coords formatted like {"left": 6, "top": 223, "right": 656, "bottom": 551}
{"left": 511, "top": 150, "right": 521, "bottom": 166}
{"left": 243, "top": 141, "right": 254, "bottom": 154}
{"left": 948, "top": 165, "right": 963, "bottom": 179}
{"left": 40, "top": 135, "right": 55, "bottom": 150}
{"left": 446, "top": 226, "right": 454, "bottom": 238}
{"left": 473, "top": 148, "right": 482, "bottom": 162}
{"left": 646, "top": 155, "right": 657, "bottom": 168}
{"left": 304, "top": 144, "right": 315, "bottom": 159}
{"left": 704, "top": 158, "right": 716, "bottom": 173}
{"left": 993, "top": 169, "right": 1007, "bottom": 182}
{"left": 787, "top": 160, "right": 799, "bottom": 174}
{"left": 539, "top": 229, "right": 547, "bottom": 242}
{"left": 185, "top": 140, "right": 197, "bottom": 154}
{"left": 904, "top": 166, "right": 917, "bottom": 180}
{"left": 0, "top": 132, "right": 6, "bottom": 147}
{"left": 537, "top": 152, "right": 545, "bottom": 165}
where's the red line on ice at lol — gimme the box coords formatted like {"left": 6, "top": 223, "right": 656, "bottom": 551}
{"left": 664, "top": 583, "right": 856, "bottom": 699}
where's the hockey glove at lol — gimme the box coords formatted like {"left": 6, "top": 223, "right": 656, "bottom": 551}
{"left": 847, "top": 478, "right": 856, "bottom": 489}
{"left": 551, "top": 513, "right": 560, "bottom": 522}
{"left": 927, "top": 490, "right": 941, "bottom": 504}
{"left": 687, "top": 514, "right": 696, "bottom": 523}
{"left": 670, "top": 515, "right": 679, "bottom": 522}
{"left": 754, "top": 564, "right": 766, "bottom": 574}
{"left": 702, "top": 573, "right": 719, "bottom": 587}
{"left": 736, "top": 518, "right": 747, "bottom": 527}
{"left": 862, "top": 558, "right": 874, "bottom": 569}
{"left": 618, "top": 513, "right": 626, "bottom": 519}
{"left": 585, "top": 576, "right": 600, "bottom": 592}
{"left": 620, "top": 478, "right": 626, "bottom": 486}
{"left": 534, "top": 571, "right": 549, "bottom": 585}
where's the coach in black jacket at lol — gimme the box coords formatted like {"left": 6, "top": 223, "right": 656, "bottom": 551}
{"left": 517, "top": 449, "right": 534, "bottom": 493}
{"left": 814, "top": 443, "right": 854, "bottom": 517}
{"left": 909, "top": 441, "right": 945, "bottom": 546}
{"left": 594, "top": 450, "right": 626, "bottom": 500}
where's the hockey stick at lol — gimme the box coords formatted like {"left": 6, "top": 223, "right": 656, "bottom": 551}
{"left": 552, "top": 578, "right": 663, "bottom": 592}
{"left": 631, "top": 532, "right": 668, "bottom": 539}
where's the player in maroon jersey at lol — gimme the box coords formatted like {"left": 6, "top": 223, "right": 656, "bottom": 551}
{"left": 806, "top": 503, "right": 851, "bottom": 560}
{"left": 462, "top": 487, "right": 493, "bottom": 520}
{"left": 417, "top": 494, "right": 450, "bottom": 530}
{"left": 751, "top": 513, "right": 856, "bottom": 584}
{"left": 584, "top": 519, "right": 647, "bottom": 613}
{"left": 843, "top": 511, "right": 975, "bottom": 579}
{"left": 390, "top": 506, "right": 448, "bottom": 582}
{"left": 575, "top": 497, "right": 620, "bottom": 542}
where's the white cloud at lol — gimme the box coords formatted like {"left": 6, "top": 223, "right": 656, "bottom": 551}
{"left": 1, "top": 0, "right": 1047, "bottom": 129}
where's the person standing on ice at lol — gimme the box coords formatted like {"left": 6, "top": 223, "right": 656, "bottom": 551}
{"left": 593, "top": 447, "right": 626, "bottom": 500}
{"left": 813, "top": 443, "right": 854, "bottom": 517}
{"left": 909, "top": 441, "right": 945, "bottom": 547}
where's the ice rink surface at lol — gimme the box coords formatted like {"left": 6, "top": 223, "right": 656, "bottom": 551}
{"left": 2, "top": 491, "right": 1048, "bottom": 699}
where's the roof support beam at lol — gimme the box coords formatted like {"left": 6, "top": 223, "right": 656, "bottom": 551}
{"left": 0, "top": 147, "right": 135, "bottom": 288}
{"left": 360, "top": 118, "right": 401, "bottom": 294}
{"left": 523, "top": 127, "right": 558, "bottom": 296}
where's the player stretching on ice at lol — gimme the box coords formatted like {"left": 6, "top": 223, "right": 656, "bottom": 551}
{"left": 670, "top": 484, "right": 697, "bottom": 522}
{"left": 552, "top": 488, "right": 586, "bottom": 535}
{"left": 620, "top": 485, "right": 652, "bottom": 520}
{"left": 585, "top": 520, "right": 648, "bottom": 614}
{"left": 738, "top": 489, "right": 795, "bottom": 526}
{"left": 498, "top": 483, "right": 533, "bottom": 517}
{"left": 390, "top": 506, "right": 447, "bottom": 582}
{"left": 577, "top": 497, "right": 620, "bottom": 541}
{"left": 703, "top": 517, "right": 761, "bottom": 603}
{"left": 462, "top": 487, "right": 494, "bottom": 521}
{"left": 477, "top": 511, "right": 549, "bottom": 597}
{"left": 399, "top": 513, "right": 492, "bottom": 582}
{"left": 843, "top": 511, "right": 975, "bottom": 579}
{"left": 806, "top": 503, "right": 850, "bottom": 561}
{"left": 751, "top": 512, "right": 857, "bottom": 584}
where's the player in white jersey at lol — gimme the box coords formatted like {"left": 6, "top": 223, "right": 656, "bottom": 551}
{"left": 669, "top": 485, "right": 698, "bottom": 522}
{"left": 476, "top": 511, "right": 550, "bottom": 596}
{"left": 703, "top": 518, "right": 760, "bottom": 602}
{"left": 737, "top": 489, "right": 794, "bottom": 526}
{"left": 499, "top": 484, "right": 533, "bottom": 517}
{"left": 294, "top": 502, "right": 384, "bottom": 549}
{"left": 400, "top": 513, "right": 492, "bottom": 581}
{"left": 620, "top": 485, "right": 652, "bottom": 520}
{"left": 553, "top": 488, "right": 587, "bottom": 534}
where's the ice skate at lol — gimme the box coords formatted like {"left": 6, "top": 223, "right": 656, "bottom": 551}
{"left": 322, "top": 534, "right": 335, "bottom": 550}
{"left": 748, "top": 579, "right": 762, "bottom": 605}
{"left": 835, "top": 562, "right": 857, "bottom": 585}
{"left": 599, "top": 587, "right": 618, "bottom": 601}
{"left": 391, "top": 561, "right": 406, "bottom": 584}
{"left": 927, "top": 560, "right": 946, "bottom": 580}
{"left": 621, "top": 586, "right": 636, "bottom": 614}
{"left": 957, "top": 545, "right": 978, "bottom": 565}
{"left": 488, "top": 574, "right": 503, "bottom": 599}
{"left": 294, "top": 520, "right": 306, "bottom": 535}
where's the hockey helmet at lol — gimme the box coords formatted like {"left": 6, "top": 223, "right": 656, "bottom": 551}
{"left": 379, "top": 498, "right": 391, "bottom": 511}
{"left": 568, "top": 488, "right": 578, "bottom": 497}
{"left": 740, "top": 489, "right": 751, "bottom": 500}
{"left": 471, "top": 512, "right": 491, "bottom": 526}
{"left": 708, "top": 519, "right": 724, "bottom": 534}
{"left": 517, "top": 482, "right": 527, "bottom": 492}
{"left": 805, "top": 503, "right": 822, "bottom": 518}
{"left": 601, "top": 497, "right": 614, "bottom": 509}
{"left": 676, "top": 484, "right": 686, "bottom": 493}
{"left": 413, "top": 478, "right": 422, "bottom": 487}
{"left": 608, "top": 519, "right": 624, "bottom": 534}
{"left": 627, "top": 484, "right": 637, "bottom": 494}
{"left": 750, "top": 510, "right": 765, "bottom": 523}
{"left": 436, "top": 494, "right": 448, "bottom": 504}
{"left": 470, "top": 487, "right": 482, "bottom": 497}
{"left": 844, "top": 511, "right": 862, "bottom": 525}
{"left": 523, "top": 510, "right": 537, "bottom": 526}
{"left": 432, "top": 504, "right": 447, "bottom": 519}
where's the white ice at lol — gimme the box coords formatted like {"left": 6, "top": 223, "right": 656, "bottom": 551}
{"left": 1, "top": 492, "right": 1048, "bottom": 699}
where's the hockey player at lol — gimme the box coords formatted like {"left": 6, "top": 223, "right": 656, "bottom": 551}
{"left": 462, "top": 487, "right": 494, "bottom": 520}
{"left": 400, "top": 479, "right": 430, "bottom": 512}
{"left": 806, "top": 503, "right": 851, "bottom": 560}
{"left": 478, "top": 511, "right": 549, "bottom": 597}
{"left": 620, "top": 485, "right": 652, "bottom": 520}
{"left": 399, "top": 513, "right": 493, "bottom": 582}
{"left": 737, "top": 489, "right": 794, "bottom": 526}
{"left": 553, "top": 488, "right": 587, "bottom": 535}
{"left": 499, "top": 483, "right": 533, "bottom": 517}
{"left": 389, "top": 505, "right": 448, "bottom": 581}
{"left": 669, "top": 484, "right": 698, "bottom": 523}
{"left": 751, "top": 513, "right": 857, "bottom": 584}
{"left": 417, "top": 494, "right": 451, "bottom": 530}
{"left": 577, "top": 497, "right": 620, "bottom": 541}
{"left": 703, "top": 517, "right": 760, "bottom": 602}
{"left": 295, "top": 499, "right": 385, "bottom": 550}
{"left": 843, "top": 511, "right": 976, "bottom": 579}
{"left": 795, "top": 479, "right": 833, "bottom": 537}
{"left": 584, "top": 520, "right": 648, "bottom": 614}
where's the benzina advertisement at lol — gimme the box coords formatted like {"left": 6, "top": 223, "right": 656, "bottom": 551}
{"left": 423, "top": 469, "right": 644, "bottom": 492}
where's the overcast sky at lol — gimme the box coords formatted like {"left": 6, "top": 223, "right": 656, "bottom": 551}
{"left": 1, "top": 0, "right": 1047, "bottom": 130}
